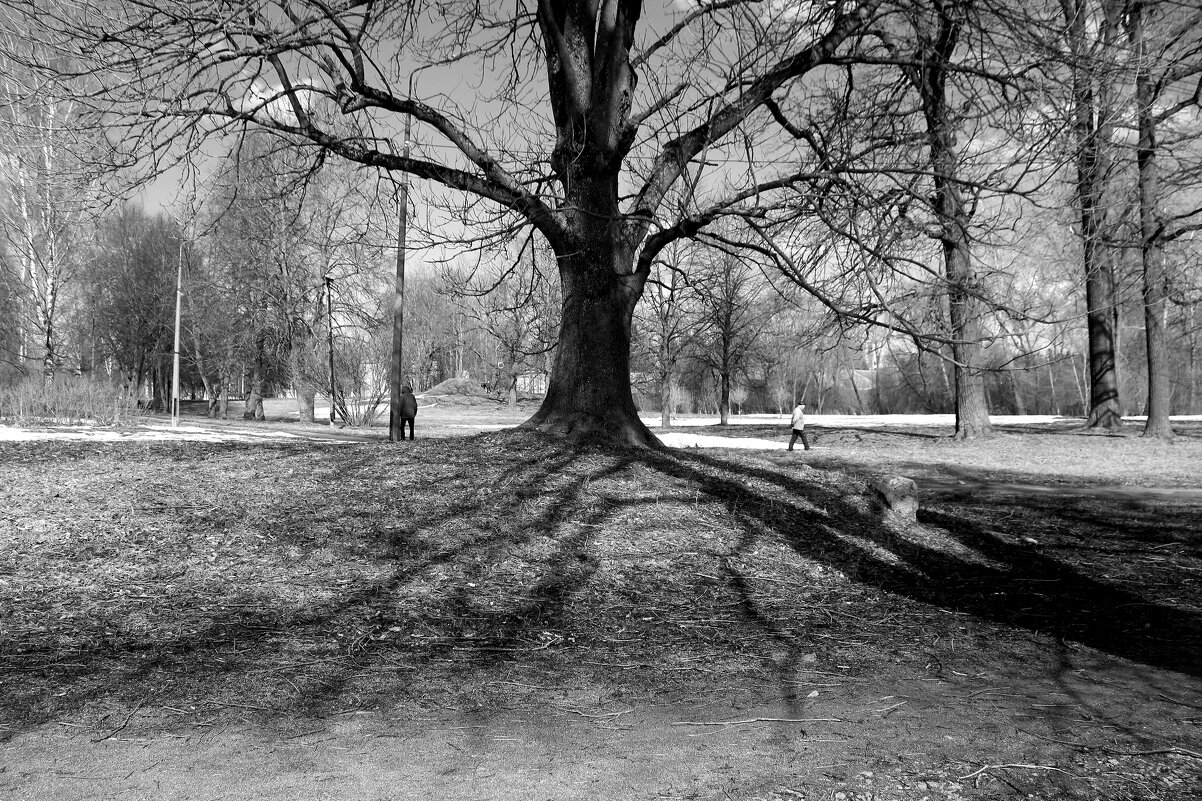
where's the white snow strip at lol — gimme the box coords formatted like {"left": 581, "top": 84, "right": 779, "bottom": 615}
{"left": 0, "top": 423, "right": 343, "bottom": 444}
{"left": 657, "top": 432, "right": 786, "bottom": 450}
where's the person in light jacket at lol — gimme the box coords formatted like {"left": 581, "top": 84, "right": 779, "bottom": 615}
{"left": 788, "top": 402, "right": 811, "bottom": 451}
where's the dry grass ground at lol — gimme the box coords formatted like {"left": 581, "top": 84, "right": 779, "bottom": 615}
{"left": 0, "top": 416, "right": 1199, "bottom": 800}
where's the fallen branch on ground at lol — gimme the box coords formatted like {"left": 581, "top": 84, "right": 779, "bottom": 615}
{"left": 958, "top": 763, "right": 1073, "bottom": 782}
{"left": 672, "top": 717, "right": 841, "bottom": 727}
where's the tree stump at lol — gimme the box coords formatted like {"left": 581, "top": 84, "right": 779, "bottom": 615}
{"left": 870, "top": 475, "right": 919, "bottom": 522}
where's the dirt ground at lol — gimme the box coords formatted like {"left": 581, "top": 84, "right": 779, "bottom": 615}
{"left": 1, "top": 408, "right": 1199, "bottom": 800}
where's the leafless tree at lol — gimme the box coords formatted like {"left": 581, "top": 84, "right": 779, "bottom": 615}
{"left": 1059, "top": 0, "right": 1127, "bottom": 430}
{"left": 21, "top": 0, "right": 899, "bottom": 444}
{"left": 0, "top": 12, "right": 98, "bottom": 381}
{"left": 1124, "top": 0, "right": 1202, "bottom": 438}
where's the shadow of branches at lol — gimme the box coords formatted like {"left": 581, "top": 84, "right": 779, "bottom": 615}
{"left": 648, "top": 448, "right": 1202, "bottom": 678}
{"left": 1, "top": 433, "right": 1198, "bottom": 738}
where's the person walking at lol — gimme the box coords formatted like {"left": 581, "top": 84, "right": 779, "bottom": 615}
{"left": 788, "top": 402, "right": 811, "bottom": 451}
{"left": 399, "top": 385, "right": 418, "bottom": 440}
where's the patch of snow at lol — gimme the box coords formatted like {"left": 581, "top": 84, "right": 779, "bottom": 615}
{"left": 0, "top": 423, "right": 348, "bottom": 444}
{"left": 657, "top": 432, "right": 786, "bottom": 450}
{"left": 642, "top": 413, "right": 1071, "bottom": 428}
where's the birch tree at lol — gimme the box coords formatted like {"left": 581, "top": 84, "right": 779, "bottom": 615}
{"left": 0, "top": 19, "right": 91, "bottom": 381}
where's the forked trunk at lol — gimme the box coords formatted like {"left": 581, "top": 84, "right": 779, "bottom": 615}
{"left": 524, "top": 251, "right": 653, "bottom": 446}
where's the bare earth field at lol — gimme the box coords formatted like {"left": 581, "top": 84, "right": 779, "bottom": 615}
{"left": 0, "top": 403, "right": 1199, "bottom": 800}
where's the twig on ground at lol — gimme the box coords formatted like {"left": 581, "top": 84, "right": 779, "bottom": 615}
{"left": 208, "top": 701, "right": 288, "bottom": 714}
{"left": 672, "top": 717, "right": 841, "bottom": 727}
{"left": 1020, "top": 729, "right": 1202, "bottom": 760}
{"left": 249, "top": 655, "right": 350, "bottom": 673}
{"left": 566, "top": 707, "right": 633, "bottom": 720}
{"left": 91, "top": 697, "right": 146, "bottom": 743}
{"left": 958, "top": 763, "right": 1073, "bottom": 783}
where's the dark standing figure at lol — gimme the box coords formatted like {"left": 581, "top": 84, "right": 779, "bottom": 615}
{"left": 399, "top": 385, "right": 418, "bottom": 440}
{"left": 788, "top": 402, "right": 811, "bottom": 451}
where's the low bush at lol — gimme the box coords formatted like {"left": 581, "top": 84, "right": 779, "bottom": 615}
{"left": 0, "top": 374, "right": 145, "bottom": 426}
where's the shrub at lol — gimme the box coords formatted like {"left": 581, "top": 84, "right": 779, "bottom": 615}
{"left": 0, "top": 375, "right": 145, "bottom": 426}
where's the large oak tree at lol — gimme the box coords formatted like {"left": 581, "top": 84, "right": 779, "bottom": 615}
{"left": 26, "top": 0, "right": 888, "bottom": 445}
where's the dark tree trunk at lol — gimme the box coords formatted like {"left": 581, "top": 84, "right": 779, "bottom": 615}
{"left": 243, "top": 356, "right": 265, "bottom": 421}
{"left": 1009, "top": 370, "right": 1026, "bottom": 416}
{"left": 150, "top": 366, "right": 165, "bottom": 412}
{"left": 916, "top": 1, "right": 993, "bottom": 440}
{"left": 1189, "top": 305, "right": 1199, "bottom": 413}
{"left": 525, "top": 249, "right": 652, "bottom": 446}
{"left": 1064, "top": 0, "right": 1124, "bottom": 430}
{"left": 297, "top": 387, "right": 316, "bottom": 423}
{"left": 719, "top": 368, "right": 731, "bottom": 425}
{"left": 1130, "top": 2, "right": 1174, "bottom": 439}
{"left": 659, "top": 366, "right": 673, "bottom": 429}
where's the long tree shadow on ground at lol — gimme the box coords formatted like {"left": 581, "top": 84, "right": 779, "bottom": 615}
{"left": 1, "top": 433, "right": 1199, "bottom": 735}
{"left": 646, "top": 447, "right": 1202, "bottom": 679}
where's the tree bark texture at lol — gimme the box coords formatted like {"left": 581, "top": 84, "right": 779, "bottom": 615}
{"left": 243, "top": 352, "right": 266, "bottom": 421}
{"left": 659, "top": 355, "right": 673, "bottom": 429}
{"left": 1063, "top": 0, "right": 1124, "bottom": 430}
{"left": 916, "top": 0, "right": 993, "bottom": 439}
{"left": 525, "top": 248, "right": 651, "bottom": 445}
{"left": 1130, "top": 1, "right": 1174, "bottom": 438}
{"left": 297, "top": 387, "right": 316, "bottom": 423}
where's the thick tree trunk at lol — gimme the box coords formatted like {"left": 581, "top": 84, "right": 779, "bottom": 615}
{"left": 297, "top": 386, "right": 316, "bottom": 423}
{"left": 1189, "top": 305, "right": 1199, "bottom": 413}
{"left": 1084, "top": 259, "right": 1122, "bottom": 428}
{"left": 1131, "top": 2, "right": 1174, "bottom": 439}
{"left": 1048, "top": 361, "right": 1060, "bottom": 415}
{"left": 719, "top": 369, "right": 731, "bottom": 425}
{"left": 918, "top": 2, "right": 993, "bottom": 440}
{"left": 243, "top": 357, "right": 265, "bottom": 421}
{"left": 659, "top": 334, "right": 673, "bottom": 428}
{"left": 659, "top": 376, "right": 672, "bottom": 429}
{"left": 1009, "top": 370, "right": 1026, "bottom": 416}
{"left": 1065, "top": 0, "right": 1124, "bottom": 430}
{"left": 943, "top": 216, "right": 993, "bottom": 439}
{"left": 150, "top": 366, "right": 165, "bottom": 412}
{"left": 524, "top": 250, "right": 653, "bottom": 446}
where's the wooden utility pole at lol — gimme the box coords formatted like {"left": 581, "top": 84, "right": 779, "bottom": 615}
{"left": 389, "top": 110, "right": 412, "bottom": 443}
{"left": 326, "top": 274, "right": 336, "bottom": 427}
{"left": 171, "top": 238, "right": 184, "bottom": 426}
